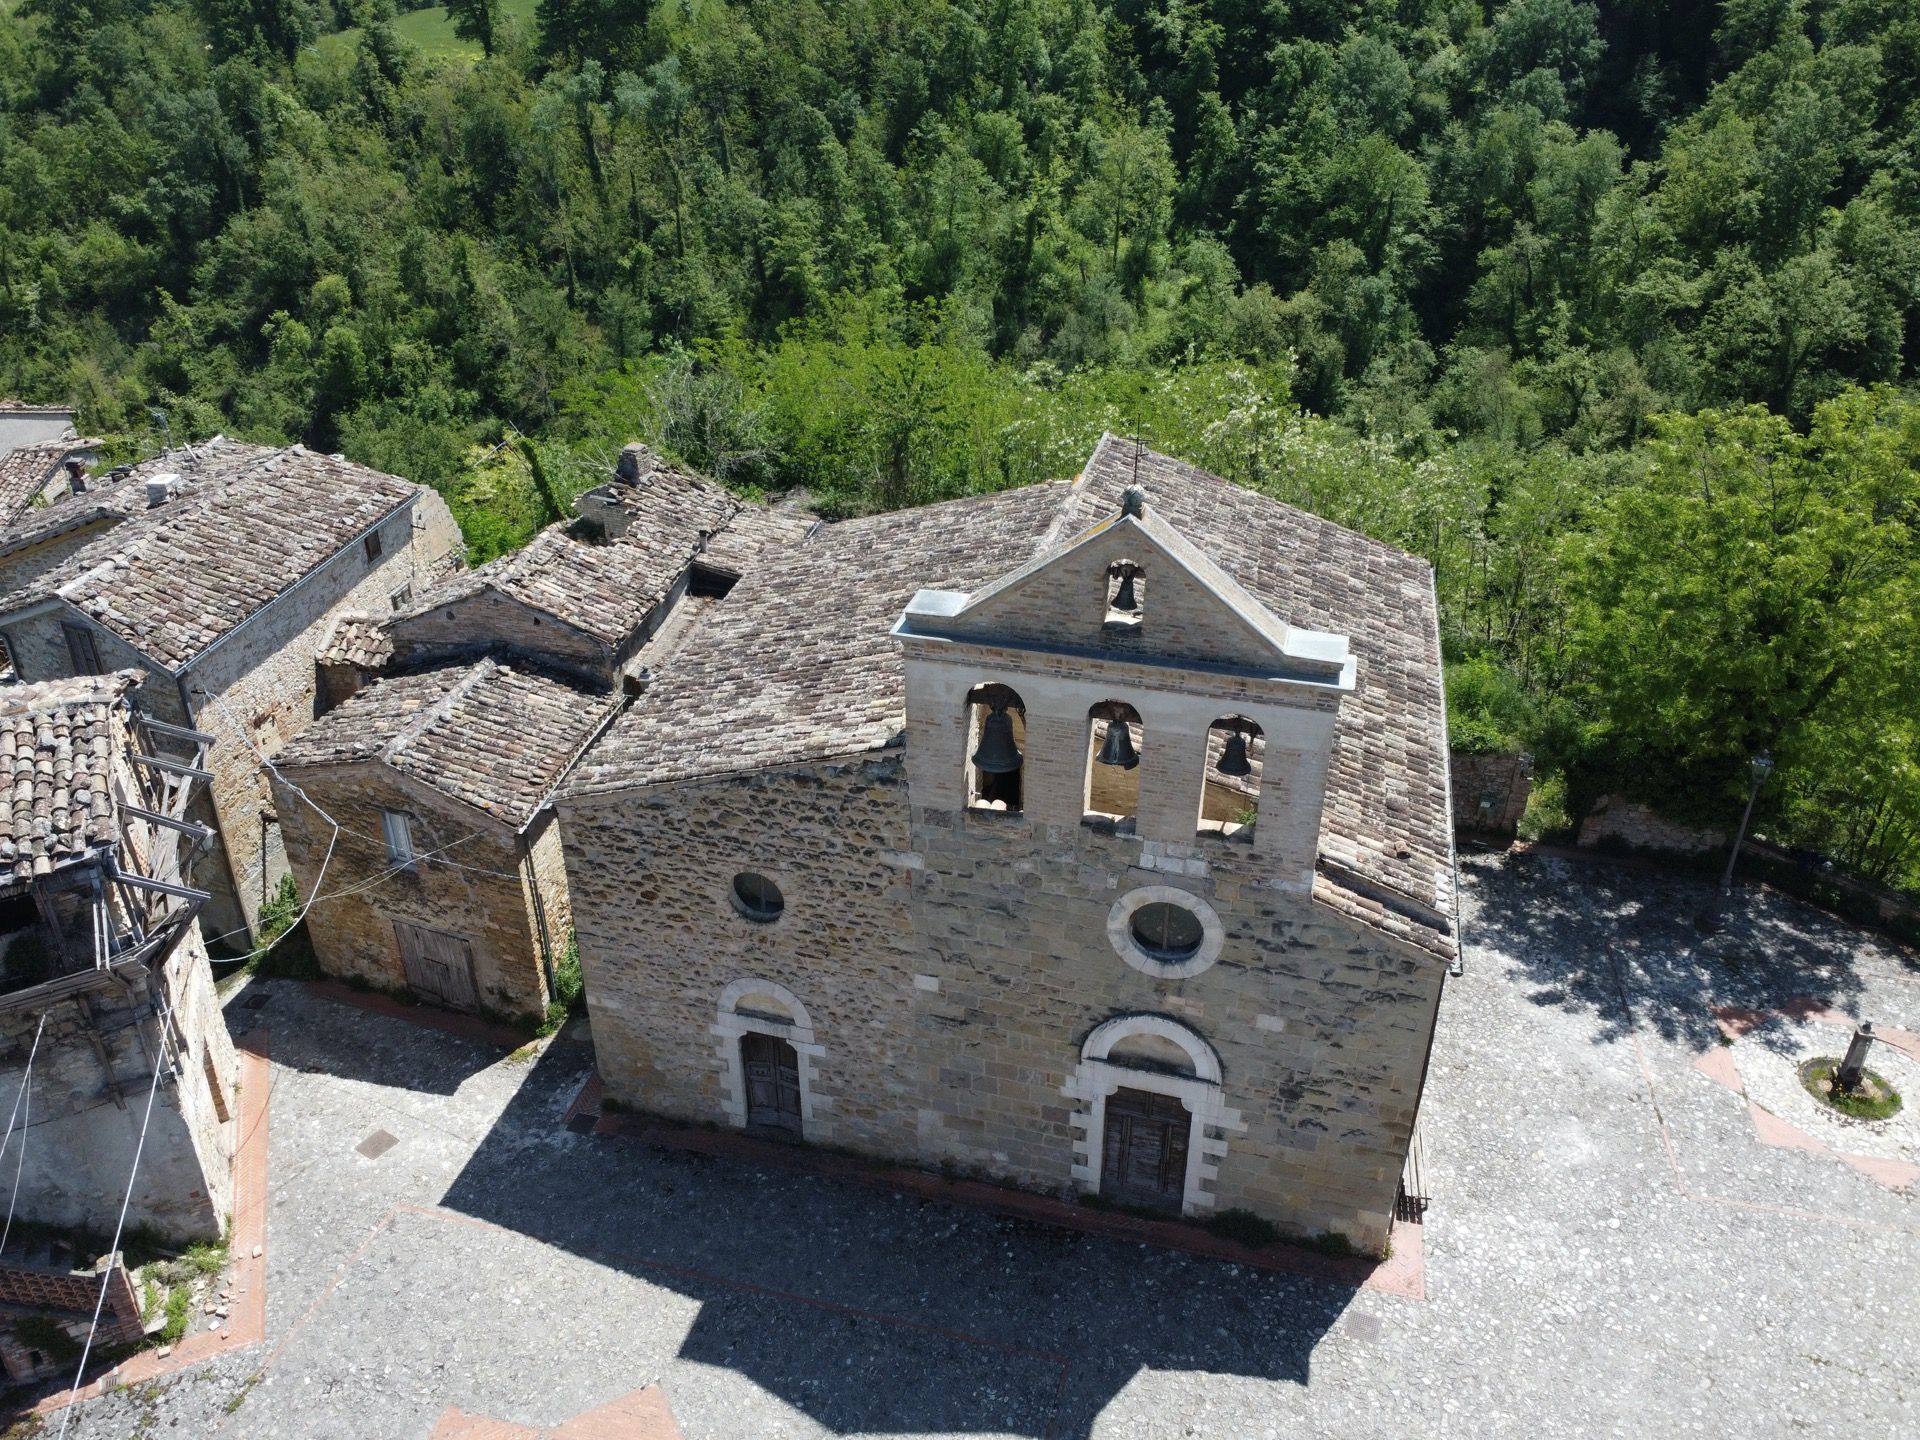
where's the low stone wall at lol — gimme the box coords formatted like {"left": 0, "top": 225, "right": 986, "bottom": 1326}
{"left": 1578, "top": 795, "right": 1724, "bottom": 856}
{"left": 1450, "top": 751, "right": 1531, "bottom": 834}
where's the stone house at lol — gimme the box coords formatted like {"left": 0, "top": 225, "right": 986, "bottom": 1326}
{"left": 0, "top": 400, "right": 78, "bottom": 457}
{"left": 272, "top": 445, "right": 811, "bottom": 1020}
{"left": 0, "top": 439, "right": 464, "bottom": 945}
{"left": 560, "top": 437, "right": 1456, "bottom": 1255}
{"left": 0, "top": 671, "right": 237, "bottom": 1242}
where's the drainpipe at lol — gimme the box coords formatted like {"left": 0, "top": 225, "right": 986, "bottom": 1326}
{"left": 519, "top": 828, "right": 556, "bottom": 1002}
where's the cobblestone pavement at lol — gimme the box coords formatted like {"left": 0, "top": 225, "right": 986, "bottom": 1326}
{"left": 36, "top": 852, "right": 1920, "bottom": 1439}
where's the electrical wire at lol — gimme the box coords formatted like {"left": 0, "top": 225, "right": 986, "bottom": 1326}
{"left": 0, "top": 1011, "right": 48, "bottom": 1255}
{"left": 53, "top": 998, "right": 174, "bottom": 1440}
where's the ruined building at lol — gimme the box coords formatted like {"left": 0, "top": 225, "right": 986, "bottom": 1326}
{"left": 559, "top": 437, "right": 1455, "bottom": 1254}
{"left": 272, "top": 446, "right": 811, "bottom": 1021}
{"left": 0, "top": 440, "right": 464, "bottom": 944}
{"left": 0, "top": 671, "right": 236, "bottom": 1242}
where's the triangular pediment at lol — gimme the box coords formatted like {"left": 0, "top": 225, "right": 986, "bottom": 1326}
{"left": 905, "top": 499, "right": 1350, "bottom": 681}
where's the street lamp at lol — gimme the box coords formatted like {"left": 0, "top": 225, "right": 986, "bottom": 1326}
{"left": 1695, "top": 750, "right": 1774, "bottom": 932}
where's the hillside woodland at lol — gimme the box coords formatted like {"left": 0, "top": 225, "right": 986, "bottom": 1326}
{"left": 1, "top": 0, "right": 1917, "bottom": 891}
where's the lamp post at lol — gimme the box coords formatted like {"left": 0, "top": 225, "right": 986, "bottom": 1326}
{"left": 1695, "top": 750, "right": 1774, "bottom": 933}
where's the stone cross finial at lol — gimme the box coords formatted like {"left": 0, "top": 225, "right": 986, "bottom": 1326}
{"left": 1122, "top": 485, "right": 1146, "bottom": 518}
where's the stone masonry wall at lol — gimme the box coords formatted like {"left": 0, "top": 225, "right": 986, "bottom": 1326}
{"left": 0, "top": 964, "right": 231, "bottom": 1242}
{"left": 388, "top": 591, "right": 610, "bottom": 683}
{"left": 565, "top": 754, "right": 1443, "bottom": 1254}
{"left": 1578, "top": 794, "right": 1725, "bottom": 856}
{"left": 187, "top": 501, "right": 460, "bottom": 942}
{"left": 1450, "top": 750, "right": 1532, "bottom": 834}
{"left": 276, "top": 761, "right": 551, "bottom": 1019}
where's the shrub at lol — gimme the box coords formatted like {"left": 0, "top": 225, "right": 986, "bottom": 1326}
{"left": 1445, "top": 655, "right": 1535, "bottom": 756}
{"left": 1202, "top": 1208, "right": 1280, "bottom": 1248}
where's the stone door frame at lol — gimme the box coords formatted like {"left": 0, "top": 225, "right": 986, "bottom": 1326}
{"left": 712, "top": 977, "right": 825, "bottom": 1140}
{"left": 1063, "top": 1013, "right": 1244, "bottom": 1215}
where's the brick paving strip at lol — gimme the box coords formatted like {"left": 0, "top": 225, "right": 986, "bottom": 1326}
{"left": 429, "top": 1383, "right": 683, "bottom": 1440}
{"left": 563, "top": 1069, "right": 1426, "bottom": 1299}
{"left": 30, "top": 1031, "right": 273, "bottom": 1417}
{"left": 1693, "top": 998, "right": 1920, "bottom": 1193}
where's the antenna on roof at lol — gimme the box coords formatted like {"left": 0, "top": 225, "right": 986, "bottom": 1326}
{"left": 1131, "top": 435, "right": 1143, "bottom": 485}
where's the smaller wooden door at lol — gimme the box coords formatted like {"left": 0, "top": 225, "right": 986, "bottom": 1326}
{"left": 740, "top": 1033, "right": 803, "bottom": 1138}
{"left": 1101, "top": 1088, "right": 1191, "bottom": 1212}
{"left": 393, "top": 920, "right": 480, "bottom": 1013}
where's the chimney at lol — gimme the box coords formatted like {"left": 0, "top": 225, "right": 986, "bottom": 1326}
{"left": 614, "top": 443, "right": 660, "bottom": 485}
{"left": 145, "top": 472, "right": 180, "bottom": 508}
{"left": 65, "top": 459, "right": 88, "bottom": 495}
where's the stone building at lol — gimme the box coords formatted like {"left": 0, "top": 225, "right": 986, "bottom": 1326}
{"left": 0, "top": 671, "right": 237, "bottom": 1242}
{"left": 0, "top": 400, "right": 79, "bottom": 457}
{"left": 560, "top": 437, "right": 1455, "bottom": 1255}
{"left": 272, "top": 446, "right": 811, "bottom": 1020}
{"left": 0, "top": 439, "right": 464, "bottom": 945}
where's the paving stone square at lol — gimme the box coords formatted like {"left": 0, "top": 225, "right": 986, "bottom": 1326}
{"left": 30, "top": 852, "right": 1920, "bottom": 1439}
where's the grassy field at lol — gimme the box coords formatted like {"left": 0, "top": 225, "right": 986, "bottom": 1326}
{"left": 316, "top": 0, "right": 538, "bottom": 64}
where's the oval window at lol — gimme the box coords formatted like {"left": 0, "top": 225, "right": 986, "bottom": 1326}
{"left": 731, "top": 872, "right": 785, "bottom": 923}
{"left": 1130, "top": 901, "right": 1204, "bottom": 962}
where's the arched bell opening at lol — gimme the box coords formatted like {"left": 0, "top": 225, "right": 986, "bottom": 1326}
{"left": 1104, "top": 559, "right": 1144, "bottom": 631}
{"left": 1084, "top": 700, "right": 1143, "bottom": 830}
{"left": 1199, "top": 715, "right": 1263, "bottom": 840}
{"left": 964, "top": 682, "right": 1026, "bottom": 814}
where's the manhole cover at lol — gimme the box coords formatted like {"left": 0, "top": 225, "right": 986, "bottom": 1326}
{"left": 243, "top": 993, "right": 270, "bottom": 1010}
{"left": 356, "top": 1129, "right": 398, "bottom": 1159}
{"left": 566, "top": 1114, "right": 597, "bottom": 1135}
{"left": 1345, "top": 1311, "right": 1382, "bottom": 1342}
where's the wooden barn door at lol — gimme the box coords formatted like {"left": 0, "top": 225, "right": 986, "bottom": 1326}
{"left": 740, "top": 1033, "right": 803, "bottom": 1138}
{"left": 1100, "top": 1088, "right": 1191, "bottom": 1212}
{"left": 393, "top": 920, "right": 480, "bottom": 1013}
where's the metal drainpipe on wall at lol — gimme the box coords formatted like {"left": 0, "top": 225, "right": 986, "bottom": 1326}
{"left": 521, "top": 833, "right": 556, "bottom": 1001}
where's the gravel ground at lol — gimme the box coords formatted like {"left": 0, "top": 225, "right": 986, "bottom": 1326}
{"left": 30, "top": 852, "right": 1920, "bottom": 1440}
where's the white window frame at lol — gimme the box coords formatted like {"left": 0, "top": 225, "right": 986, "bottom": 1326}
{"left": 380, "top": 808, "right": 416, "bottom": 869}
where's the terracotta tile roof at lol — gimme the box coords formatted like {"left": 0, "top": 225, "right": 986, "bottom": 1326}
{"left": 695, "top": 504, "right": 818, "bottom": 578}
{"left": 0, "top": 400, "right": 71, "bottom": 414}
{"left": 0, "top": 440, "right": 424, "bottom": 671}
{"left": 276, "top": 659, "right": 621, "bottom": 828}
{"left": 408, "top": 463, "right": 745, "bottom": 650}
{"left": 0, "top": 670, "right": 138, "bottom": 881}
{"left": 0, "top": 441, "right": 99, "bottom": 528}
{"left": 315, "top": 612, "right": 393, "bottom": 670}
{"left": 568, "top": 483, "right": 1075, "bottom": 795}
{"left": 568, "top": 437, "right": 1454, "bottom": 957}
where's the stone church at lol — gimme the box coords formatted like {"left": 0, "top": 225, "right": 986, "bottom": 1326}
{"left": 560, "top": 436, "right": 1455, "bottom": 1254}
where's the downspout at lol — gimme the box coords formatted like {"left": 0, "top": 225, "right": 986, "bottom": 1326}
{"left": 520, "top": 824, "right": 556, "bottom": 1001}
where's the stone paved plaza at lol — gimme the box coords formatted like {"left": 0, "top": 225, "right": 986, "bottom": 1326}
{"left": 28, "top": 852, "right": 1920, "bottom": 1439}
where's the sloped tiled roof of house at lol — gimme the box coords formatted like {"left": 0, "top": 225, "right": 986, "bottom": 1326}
{"left": 0, "top": 441, "right": 100, "bottom": 529}
{"left": 314, "top": 612, "right": 393, "bottom": 671}
{"left": 408, "top": 460, "right": 742, "bottom": 651}
{"left": 568, "top": 481, "right": 1076, "bottom": 794}
{"left": 0, "top": 440, "right": 425, "bottom": 672}
{"left": 275, "top": 659, "right": 621, "bottom": 828}
{"left": 567, "top": 436, "right": 1455, "bottom": 960}
{"left": 0, "top": 670, "right": 138, "bottom": 881}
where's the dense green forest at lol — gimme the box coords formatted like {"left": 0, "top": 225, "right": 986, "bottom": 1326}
{"left": 1, "top": 0, "right": 1917, "bottom": 893}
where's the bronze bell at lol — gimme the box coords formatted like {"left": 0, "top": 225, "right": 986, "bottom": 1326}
{"left": 1095, "top": 717, "right": 1139, "bottom": 769}
{"left": 1111, "top": 564, "right": 1139, "bottom": 613}
{"left": 1216, "top": 729, "right": 1252, "bottom": 777}
{"left": 971, "top": 701, "right": 1023, "bottom": 774}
